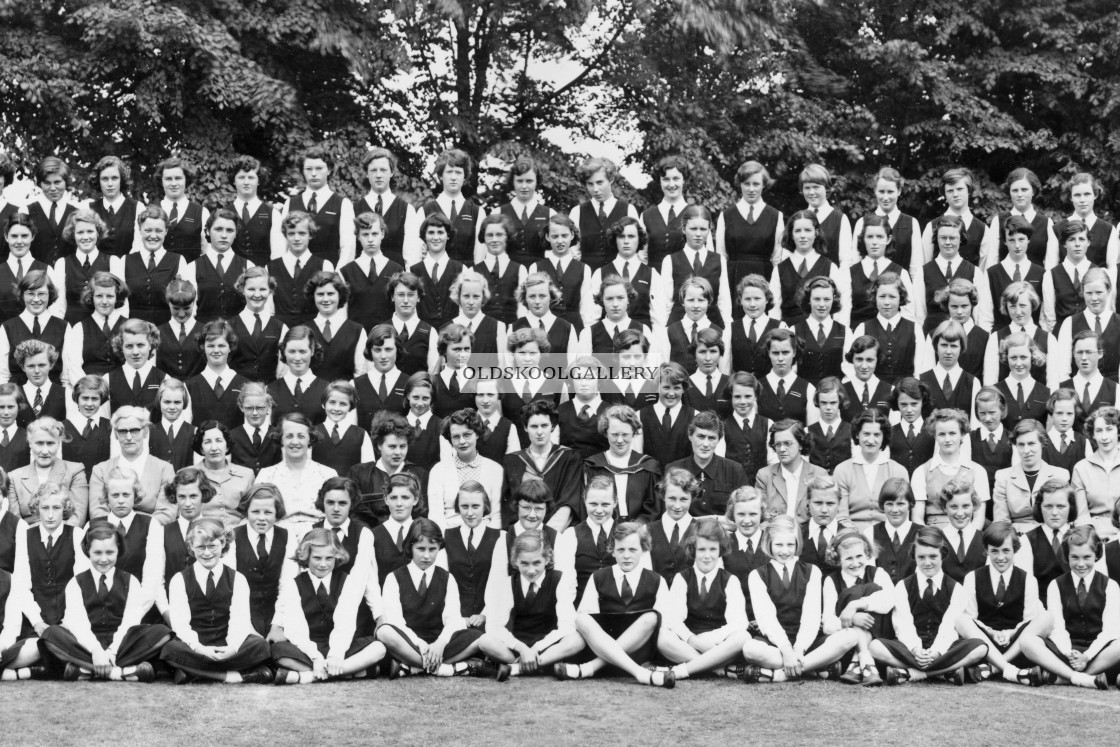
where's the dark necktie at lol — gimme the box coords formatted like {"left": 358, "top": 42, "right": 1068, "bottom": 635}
{"left": 177, "top": 324, "right": 186, "bottom": 345}
{"left": 374, "top": 195, "right": 383, "bottom": 215}
{"left": 33, "top": 388, "right": 43, "bottom": 415}
{"left": 621, "top": 261, "right": 630, "bottom": 280}
{"left": 322, "top": 319, "right": 332, "bottom": 344}
{"left": 214, "top": 378, "right": 225, "bottom": 399}
{"left": 32, "top": 316, "right": 41, "bottom": 336}
{"left": 596, "top": 528, "right": 607, "bottom": 555}
{"left": 1077, "top": 578, "right": 1087, "bottom": 605}
{"left": 169, "top": 203, "right": 179, "bottom": 225}
{"left": 132, "top": 372, "right": 142, "bottom": 400}
{"left": 826, "top": 424, "right": 834, "bottom": 441}
{"left": 290, "top": 376, "right": 302, "bottom": 401}
{"left": 368, "top": 259, "right": 379, "bottom": 283}
{"left": 98, "top": 573, "right": 109, "bottom": 599}
{"left": 482, "top": 420, "right": 492, "bottom": 441}
{"left": 1051, "top": 531, "right": 1062, "bottom": 560}
{"left": 579, "top": 404, "right": 591, "bottom": 423}
{"left": 620, "top": 576, "right": 634, "bottom": 605}
{"left": 467, "top": 529, "right": 475, "bottom": 553}
{"left": 1095, "top": 315, "right": 1103, "bottom": 335}
{"left": 862, "top": 384, "right": 870, "bottom": 407}
{"left": 957, "top": 532, "right": 966, "bottom": 561}
{"left": 82, "top": 256, "right": 91, "bottom": 273}
{"left": 253, "top": 313, "right": 262, "bottom": 339}
{"left": 798, "top": 258, "right": 808, "bottom": 277}
{"left": 332, "top": 424, "right": 341, "bottom": 445}
{"left": 995, "top": 574, "right": 1006, "bottom": 605}
{"left": 705, "top": 374, "right": 713, "bottom": 398}
{"left": 661, "top": 408, "right": 672, "bottom": 432}
{"left": 14, "top": 259, "right": 23, "bottom": 283}
{"left": 987, "top": 433, "right": 996, "bottom": 453}
{"left": 907, "top": 424, "right": 916, "bottom": 443}
{"left": 522, "top": 380, "right": 532, "bottom": 402}
{"left": 167, "top": 423, "right": 175, "bottom": 442}
{"left": 1013, "top": 264, "right": 1022, "bottom": 283}
{"left": 525, "top": 581, "right": 538, "bottom": 606}
{"left": 538, "top": 319, "right": 546, "bottom": 331}
{"left": 781, "top": 564, "right": 790, "bottom": 586}
{"left": 869, "top": 261, "right": 879, "bottom": 282}
{"left": 449, "top": 371, "right": 460, "bottom": 395}
{"left": 923, "top": 578, "right": 934, "bottom": 604}
{"left": 83, "top": 418, "right": 93, "bottom": 438}
{"left": 699, "top": 576, "right": 708, "bottom": 600}
{"left": 692, "top": 251, "right": 703, "bottom": 275}
{"left": 49, "top": 202, "right": 58, "bottom": 228}
{"left": 399, "top": 325, "right": 409, "bottom": 343}
{"left": 816, "top": 323, "right": 825, "bottom": 346}
{"left": 599, "top": 202, "right": 607, "bottom": 222}
{"left": 307, "top": 193, "right": 318, "bottom": 213}
{"left": 891, "top": 532, "right": 900, "bottom": 551}
{"left": 449, "top": 200, "right": 458, "bottom": 222}
{"left": 1016, "top": 382, "right": 1025, "bottom": 410}
{"left": 817, "top": 531, "right": 827, "bottom": 559}
{"left": 147, "top": 252, "right": 156, "bottom": 272}
{"left": 690, "top": 322, "right": 699, "bottom": 346}
{"left": 294, "top": 259, "right": 302, "bottom": 275}
{"left": 945, "top": 261, "right": 953, "bottom": 278}
{"left": 45, "top": 534, "right": 54, "bottom": 553}
{"left": 431, "top": 262, "right": 440, "bottom": 286}
{"left": 942, "top": 374, "right": 953, "bottom": 402}
{"left": 669, "top": 523, "right": 680, "bottom": 549}
{"left": 256, "top": 533, "right": 268, "bottom": 563}
{"left": 317, "top": 581, "right": 331, "bottom": 607}
{"left": 748, "top": 320, "right": 757, "bottom": 343}
{"left": 395, "top": 525, "right": 404, "bottom": 553}
{"left": 252, "top": 428, "right": 262, "bottom": 450}
{"left": 745, "top": 537, "right": 753, "bottom": 554}
{"left": 667, "top": 205, "right": 677, "bottom": 225}
{"left": 417, "top": 572, "right": 428, "bottom": 597}
{"left": 332, "top": 527, "right": 342, "bottom": 541}
{"left": 1083, "top": 383, "right": 1092, "bottom": 414}
{"left": 378, "top": 375, "right": 388, "bottom": 400}
{"left": 776, "top": 378, "right": 786, "bottom": 401}
{"left": 0, "top": 429, "right": 7, "bottom": 448}
{"left": 1060, "top": 433, "right": 1068, "bottom": 453}
{"left": 747, "top": 204, "right": 755, "bottom": 225}
{"left": 206, "top": 570, "right": 216, "bottom": 598}
{"left": 241, "top": 203, "right": 251, "bottom": 225}
{"left": 1073, "top": 267, "right": 1081, "bottom": 294}
{"left": 216, "top": 254, "right": 225, "bottom": 277}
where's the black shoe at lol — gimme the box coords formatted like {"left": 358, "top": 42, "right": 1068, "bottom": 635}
{"left": 173, "top": 668, "right": 194, "bottom": 685}
{"left": 132, "top": 662, "right": 156, "bottom": 683}
{"left": 273, "top": 667, "right": 293, "bottom": 685}
{"left": 963, "top": 666, "right": 983, "bottom": 684}
{"left": 1096, "top": 673, "right": 1110, "bottom": 691}
{"left": 388, "top": 659, "right": 406, "bottom": 680}
{"left": 946, "top": 668, "right": 966, "bottom": 686}
{"left": 461, "top": 657, "right": 496, "bottom": 678}
{"left": 838, "top": 661, "right": 862, "bottom": 684}
{"left": 552, "top": 663, "right": 579, "bottom": 681}
{"left": 63, "top": 663, "right": 82, "bottom": 682}
{"left": 885, "top": 666, "right": 909, "bottom": 686}
{"left": 648, "top": 669, "right": 675, "bottom": 689}
{"left": 1016, "top": 666, "right": 1044, "bottom": 688}
{"left": 240, "top": 665, "right": 274, "bottom": 684}
{"left": 26, "top": 665, "right": 49, "bottom": 680}
{"left": 496, "top": 663, "right": 511, "bottom": 682}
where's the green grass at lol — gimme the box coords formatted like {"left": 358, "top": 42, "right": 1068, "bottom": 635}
{"left": 4, "top": 675, "right": 1115, "bottom": 746}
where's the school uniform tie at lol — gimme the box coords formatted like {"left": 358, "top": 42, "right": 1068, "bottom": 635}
{"left": 449, "top": 200, "right": 458, "bottom": 223}
{"left": 0, "top": 428, "right": 9, "bottom": 448}
{"left": 692, "top": 251, "right": 703, "bottom": 276}
{"left": 83, "top": 418, "right": 93, "bottom": 439}
{"left": 748, "top": 319, "right": 757, "bottom": 343}
{"left": 746, "top": 204, "right": 756, "bottom": 225}
{"left": 699, "top": 577, "right": 708, "bottom": 600}
{"left": 690, "top": 322, "right": 699, "bottom": 347}
{"left": 669, "top": 523, "right": 680, "bottom": 549}
{"left": 941, "top": 374, "right": 953, "bottom": 402}
{"left": 98, "top": 573, "right": 109, "bottom": 600}
{"left": 178, "top": 323, "right": 186, "bottom": 345}
{"left": 322, "top": 319, "right": 332, "bottom": 344}
{"left": 995, "top": 574, "right": 1006, "bottom": 605}
{"left": 525, "top": 581, "right": 538, "bottom": 606}
{"left": 431, "top": 262, "right": 441, "bottom": 287}
{"left": 862, "top": 384, "right": 870, "bottom": 407}
{"left": 666, "top": 205, "right": 677, "bottom": 226}
{"left": 956, "top": 532, "right": 966, "bottom": 561}
{"left": 82, "top": 255, "right": 92, "bottom": 273}
{"left": 1077, "top": 578, "right": 1087, "bottom": 605}
{"left": 417, "top": 571, "right": 428, "bottom": 597}
{"left": 14, "top": 258, "right": 23, "bottom": 283}
{"left": 1016, "top": 382, "right": 1025, "bottom": 411}
{"left": 816, "top": 323, "right": 825, "bottom": 346}
{"left": 661, "top": 407, "right": 672, "bottom": 433}
{"left": 252, "top": 313, "right": 262, "bottom": 339}
{"left": 922, "top": 578, "right": 934, "bottom": 604}
{"left": 466, "top": 529, "right": 475, "bottom": 554}
{"left": 167, "top": 423, "right": 175, "bottom": 442}
{"left": 817, "top": 531, "right": 827, "bottom": 559}
{"left": 798, "top": 258, "right": 808, "bottom": 278}
{"left": 705, "top": 374, "right": 713, "bottom": 398}
{"left": 869, "top": 261, "right": 879, "bottom": 282}
{"left": 745, "top": 537, "right": 754, "bottom": 555}
{"left": 33, "top": 388, "right": 43, "bottom": 416}
{"left": 374, "top": 195, "right": 383, "bottom": 216}
{"left": 596, "top": 528, "right": 608, "bottom": 556}
{"left": 215, "top": 254, "right": 224, "bottom": 277}
{"left": 945, "top": 261, "right": 953, "bottom": 279}
{"left": 620, "top": 576, "right": 634, "bottom": 605}
{"left": 213, "top": 378, "right": 225, "bottom": 399}
{"left": 1051, "top": 531, "right": 1062, "bottom": 560}
{"left": 907, "top": 424, "right": 916, "bottom": 444}
{"left": 891, "top": 532, "right": 900, "bottom": 551}
{"left": 481, "top": 419, "right": 492, "bottom": 441}
{"left": 294, "top": 258, "right": 303, "bottom": 276}
{"left": 987, "top": 433, "right": 996, "bottom": 453}
{"left": 307, "top": 193, "right": 318, "bottom": 214}
{"left": 293, "top": 377, "right": 303, "bottom": 401}
{"left": 331, "top": 424, "right": 341, "bottom": 445}
{"left": 781, "top": 564, "right": 790, "bottom": 587}
{"left": 825, "top": 424, "right": 834, "bottom": 441}
{"left": 621, "top": 261, "right": 630, "bottom": 281}
{"left": 1095, "top": 315, "right": 1103, "bottom": 335}
{"left": 32, "top": 316, "right": 41, "bottom": 337}
{"left": 1082, "top": 383, "right": 1092, "bottom": 414}
{"left": 317, "top": 581, "right": 331, "bottom": 607}
{"left": 1060, "top": 433, "right": 1068, "bottom": 453}
{"left": 132, "top": 371, "right": 143, "bottom": 400}
{"left": 395, "top": 526, "right": 404, "bottom": 553}
{"left": 256, "top": 533, "right": 268, "bottom": 563}
{"left": 45, "top": 534, "right": 54, "bottom": 553}
{"left": 538, "top": 319, "right": 546, "bottom": 331}
{"left": 578, "top": 404, "right": 591, "bottom": 423}
{"left": 1073, "top": 267, "right": 1081, "bottom": 295}
{"left": 169, "top": 203, "right": 179, "bottom": 225}
{"left": 252, "top": 428, "right": 262, "bottom": 450}
{"left": 1012, "top": 264, "right": 1022, "bottom": 283}
{"left": 241, "top": 203, "right": 251, "bottom": 225}
{"left": 413, "top": 418, "right": 423, "bottom": 437}
{"left": 399, "top": 324, "right": 410, "bottom": 344}
{"left": 49, "top": 202, "right": 58, "bottom": 229}
{"left": 378, "top": 375, "right": 388, "bottom": 401}
{"left": 776, "top": 378, "right": 786, "bottom": 402}
{"left": 205, "top": 570, "right": 216, "bottom": 599}
{"left": 147, "top": 251, "right": 156, "bottom": 272}
{"left": 522, "top": 381, "right": 532, "bottom": 402}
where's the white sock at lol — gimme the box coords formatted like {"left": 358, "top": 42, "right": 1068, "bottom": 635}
{"left": 908, "top": 669, "right": 926, "bottom": 682}
{"left": 509, "top": 663, "right": 521, "bottom": 677}
{"left": 1071, "top": 672, "right": 1096, "bottom": 688}
{"left": 672, "top": 663, "right": 690, "bottom": 680}
{"left": 299, "top": 670, "right": 315, "bottom": 684}
{"left": 16, "top": 668, "right": 32, "bottom": 680}
{"left": 762, "top": 668, "right": 786, "bottom": 682}
{"left": 110, "top": 667, "right": 124, "bottom": 681}
{"left": 225, "top": 672, "right": 243, "bottom": 683}
{"left": 435, "top": 663, "right": 456, "bottom": 677}
{"left": 0, "top": 670, "right": 16, "bottom": 681}
{"left": 1001, "top": 666, "right": 1019, "bottom": 682}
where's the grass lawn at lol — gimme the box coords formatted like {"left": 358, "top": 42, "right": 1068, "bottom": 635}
{"left": 2, "top": 675, "right": 1115, "bottom": 746}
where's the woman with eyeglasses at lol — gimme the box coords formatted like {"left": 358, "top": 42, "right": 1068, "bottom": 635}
{"left": 88, "top": 406, "right": 176, "bottom": 524}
